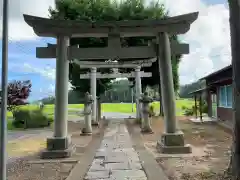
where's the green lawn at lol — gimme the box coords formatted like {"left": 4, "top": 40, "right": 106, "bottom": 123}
{"left": 7, "top": 99, "right": 194, "bottom": 119}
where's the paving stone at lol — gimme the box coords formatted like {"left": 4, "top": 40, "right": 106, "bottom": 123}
{"left": 60, "top": 163, "right": 74, "bottom": 173}
{"left": 104, "top": 155, "right": 130, "bottom": 163}
{"left": 111, "top": 169, "right": 147, "bottom": 179}
{"left": 129, "top": 162, "right": 143, "bottom": 170}
{"left": 89, "top": 159, "right": 106, "bottom": 171}
{"left": 84, "top": 170, "right": 110, "bottom": 179}
{"left": 84, "top": 121, "right": 148, "bottom": 180}
{"left": 105, "top": 162, "right": 129, "bottom": 170}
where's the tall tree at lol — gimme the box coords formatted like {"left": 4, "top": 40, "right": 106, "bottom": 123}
{"left": 49, "top": 0, "right": 181, "bottom": 96}
{"left": 4, "top": 80, "right": 32, "bottom": 111}
{"left": 228, "top": 0, "right": 240, "bottom": 178}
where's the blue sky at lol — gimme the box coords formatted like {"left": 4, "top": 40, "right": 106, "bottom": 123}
{"left": 1, "top": 38, "right": 57, "bottom": 101}
{"left": 205, "top": 0, "right": 226, "bottom": 5}
{"left": 0, "top": 0, "right": 231, "bottom": 101}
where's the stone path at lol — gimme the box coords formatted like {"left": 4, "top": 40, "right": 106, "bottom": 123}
{"left": 85, "top": 120, "right": 147, "bottom": 180}
{"left": 102, "top": 112, "right": 136, "bottom": 119}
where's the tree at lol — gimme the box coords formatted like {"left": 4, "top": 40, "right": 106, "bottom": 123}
{"left": 5, "top": 80, "right": 32, "bottom": 111}
{"left": 179, "top": 80, "right": 205, "bottom": 98}
{"left": 227, "top": 0, "right": 240, "bottom": 179}
{"left": 40, "top": 96, "right": 55, "bottom": 104}
{"left": 49, "top": 0, "right": 181, "bottom": 96}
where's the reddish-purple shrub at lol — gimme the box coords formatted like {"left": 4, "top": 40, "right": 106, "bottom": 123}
{"left": 3, "top": 80, "right": 32, "bottom": 111}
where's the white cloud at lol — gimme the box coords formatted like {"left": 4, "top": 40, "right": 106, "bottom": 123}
{"left": 0, "top": 0, "right": 55, "bottom": 40}
{"left": 22, "top": 63, "right": 55, "bottom": 80}
{"left": 160, "top": 0, "right": 231, "bottom": 85}
{"left": 22, "top": 63, "right": 72, "bottom": 92}
{"left": 2, "top": 0, "right": 231, "bottom": 87}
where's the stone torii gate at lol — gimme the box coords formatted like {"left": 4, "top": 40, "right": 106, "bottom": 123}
{"left": 74, "top": 58, "right": 155, "bottom": 121}
{"left": 23, "top": 12, "right": 198, "bottom": 158}
{"left": 79, "top": 68, "right": 152, "bottom": 121}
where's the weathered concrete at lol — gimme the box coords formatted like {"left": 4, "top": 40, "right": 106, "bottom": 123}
{"left": 66, "top": 121, "right": 106, "bottom": 180}
{"left": 81, "top": 92, "right": 93, "bottom": 135}
{"left": 41, "top": 35, "right": 74, "bottom": 159}
{"left": 135, "top": 66, "right": 142, "bottom": 122}
{"left": 126, "top": 120, "right": 169, "bottom": 180}
{"left": 80, "top": 71, "right": 152, "bottom": 79}
{"left": 97, "top": 97, "right": 101, "bottom": 122}
{"left": 157, "top": 32, "right": 191, "bottom": 154}
{"left": 90, "top": 67, "right": 98, "bottom": 126}
{"left": 84, "top": 120, "right": 147, "bottom": 180}
{"left": 157, "top": 131, "right": 191, "bottom": 154}
{"left": 140, "top": 92, "right": 153, "bottom": 134}
{"left": 37, "top": 44, "right": 189, "bottom": 59}
{"left": 23, "top": 12, "right": 199, "bottom": 37}
{"left": 74, "top": 59, "right": 154, "bottom": 68}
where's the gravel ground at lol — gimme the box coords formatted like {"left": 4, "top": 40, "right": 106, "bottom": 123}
{"left": 6, "top": 112, "right": 133, "bottom": 179}
{"left": 6, "top": 120, "right": 103, "bottom": 179}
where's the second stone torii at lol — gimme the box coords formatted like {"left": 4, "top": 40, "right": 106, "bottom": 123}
{"left": 78, "top": 65, "right": 152, "bottom": 122}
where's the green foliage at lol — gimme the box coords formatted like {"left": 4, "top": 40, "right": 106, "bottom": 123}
{"left": 182, "top": 101, "right": 208, "bottom": 116}
{"left": 182, "top": 105, "right": 196, "bottom": 116}
{"left": 201, "top": 102, "right": 208, "bottom": 114}
{"left": 12, "top": 109, "right": 53, "bottom": 129}
{"left": 49, "top": 0, "right": 181, "bottom": 94}
{"left": 41, "top": 96, "right": 55, "bottom": 104}
{"left": 179, "top": 80, "right": 206, "bottom": 98}
{"left": 100, "top": 79, "right": 134, "bottom": 102}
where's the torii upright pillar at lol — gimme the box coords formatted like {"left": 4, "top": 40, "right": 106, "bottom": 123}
{"left": 90, "top": 67, "right": 98, "bottom": 125}
{"left": 41, "top": 36, "right": 74, "bottom": 158}
{"left": 135, "top": 66, "right": 142, "bottom": 120}
{"left": 157, "top": 32, "right": 191, "bottom": 154}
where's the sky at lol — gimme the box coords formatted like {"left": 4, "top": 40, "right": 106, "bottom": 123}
{"left": 0, "top": 0, "right": 230, "bottom": 101}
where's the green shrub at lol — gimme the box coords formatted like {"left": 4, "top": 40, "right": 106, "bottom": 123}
{"left": 182, "top": 102, "right": 208, "bottom": 116}
{"left": 201, "top": 103, "right": 208, "bottom": 113}
{"left": 181, "top": 105, "right": 187, "bottom": 110}
{"left": 12, "top": 109, "right": 53, "bottom": 129}
{"left": 182, "top": 105, "right": 196, "bottom": 116}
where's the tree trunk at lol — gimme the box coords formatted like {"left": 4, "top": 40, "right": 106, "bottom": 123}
{"left": 228, "top": 0, "right": 240, "bottom": 178}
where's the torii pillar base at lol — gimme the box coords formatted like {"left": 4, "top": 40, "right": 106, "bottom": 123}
{"left": 157, "top": 131, "right": 191, "bottom": 154}
{"left": 40, "top": 137, "right": 75, "bottom": 159}
{"left": 81, "top": 128, "right": 93, "bottom": 136}
{"left": 92, "top": 121, "right": 99, "bottom": 126}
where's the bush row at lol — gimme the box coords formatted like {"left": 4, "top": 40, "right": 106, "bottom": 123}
{"left": 11, "top": 108, "right": 53, "bottom": 129}
{"left": 182, "top": 102, "right": 208, "bottom": 116}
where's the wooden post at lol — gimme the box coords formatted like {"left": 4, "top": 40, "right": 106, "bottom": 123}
{"left": 194, "top": 95, "right": 197, "bottom": 118}
{"left": 199, "top": 94, "right": 202, "bottom": 121}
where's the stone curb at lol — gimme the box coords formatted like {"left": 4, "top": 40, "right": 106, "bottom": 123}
{"left": 66, "top": 120, "right": 107, "bottom": 180}
{"left": 125, "top": 119, "right": 169, "bottom": 180}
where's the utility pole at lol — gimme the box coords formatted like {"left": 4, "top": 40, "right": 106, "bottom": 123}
{"left": 228, "top": 0, "right": 240, "bottom": 177}
{"left": 0, "top": 0, "right": 9, "bottom": 179}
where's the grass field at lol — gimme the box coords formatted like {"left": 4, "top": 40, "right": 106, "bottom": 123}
{"left": 6, "top": 99, "right": 194, "bottom": 130}
{"left": 7, "top": 99, "right": 194, "bottom": 119}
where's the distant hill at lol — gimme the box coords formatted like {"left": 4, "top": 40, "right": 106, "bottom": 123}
{"left": 179, "top": 80, "right": 206, "bottom": 98}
